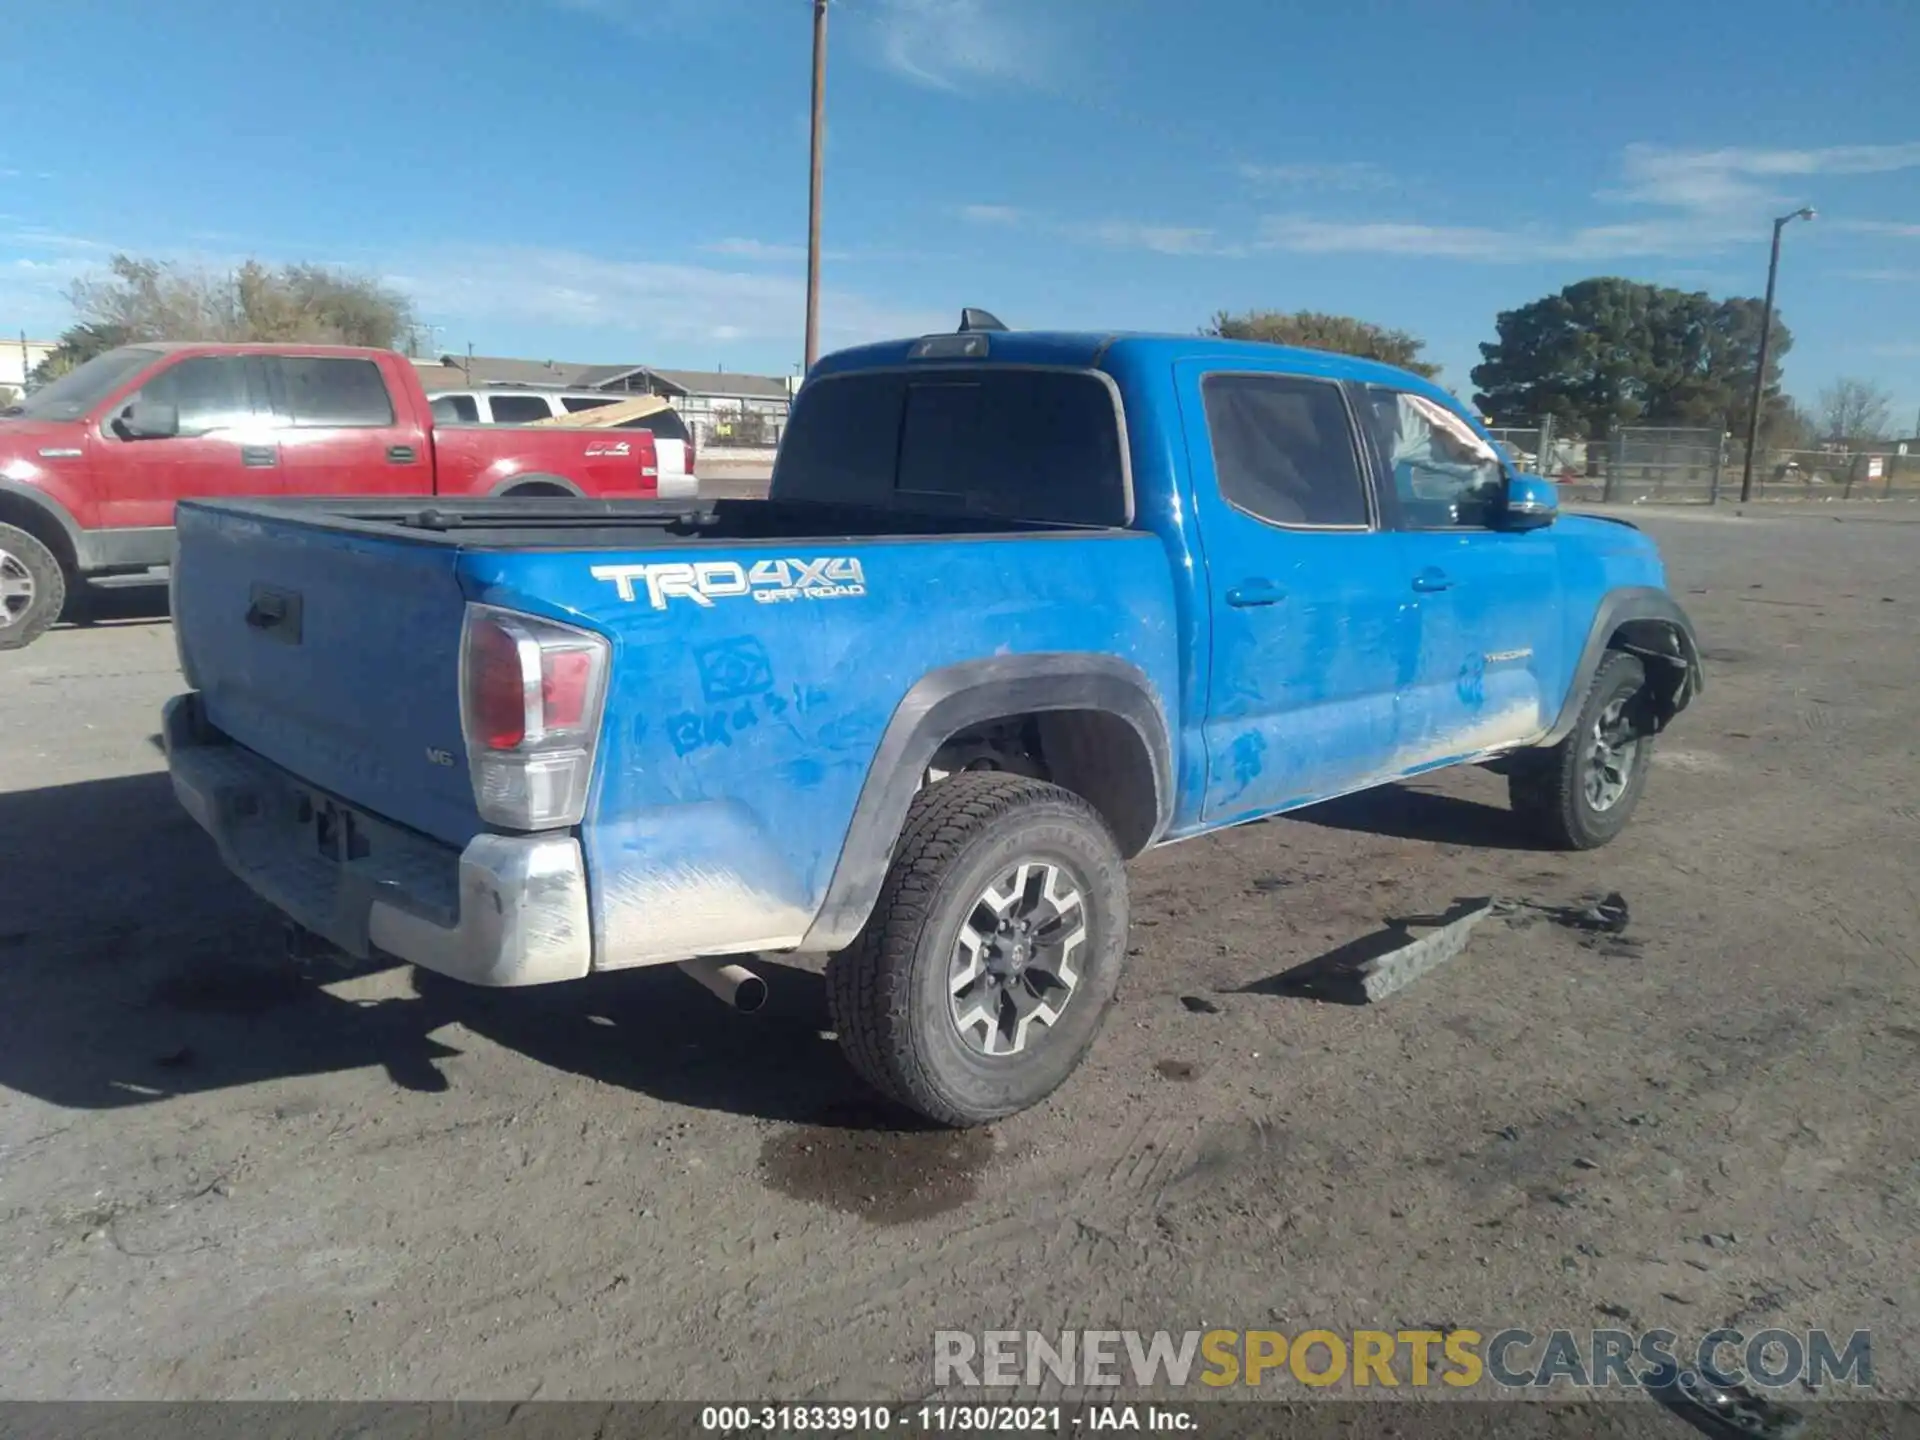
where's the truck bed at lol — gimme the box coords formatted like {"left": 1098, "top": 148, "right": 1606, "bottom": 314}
{"left": 187, "top": 493, "right": 1126, "bottom": 549}
{"left": 169, "top": 493, "right": 1179, "bottom": 971}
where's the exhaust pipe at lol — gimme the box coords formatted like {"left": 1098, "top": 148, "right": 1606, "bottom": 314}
{"left": 677, "top": 957, "right": 768, "bottom": 1014}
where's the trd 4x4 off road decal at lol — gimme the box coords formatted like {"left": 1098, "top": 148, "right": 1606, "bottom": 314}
{"left": 590, "top": 557, "right": 867, "bottom": 609}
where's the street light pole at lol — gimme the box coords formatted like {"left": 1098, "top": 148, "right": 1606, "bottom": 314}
{"left": 1738, "top": 206, "right": 1815, "bottom": 503}
{"left": 803, "top": 0, "right": 829, "bottom": 374}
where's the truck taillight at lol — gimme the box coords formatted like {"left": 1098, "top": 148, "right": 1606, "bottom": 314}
{"left": 458, "top": 604, "right": 610, "bottom": 831}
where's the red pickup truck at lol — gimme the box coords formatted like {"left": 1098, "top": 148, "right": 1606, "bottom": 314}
{"left": 0, "top": 343, "right": 663, "bottom": 649}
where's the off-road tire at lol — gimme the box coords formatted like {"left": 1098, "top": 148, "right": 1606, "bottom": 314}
{"left": 1508, "top": 651, "right": 1653, "bottom": 850}
{"left": 826, "top": 772, "right": 1129, "bottom": 1127}
{"left": 0, "top": 522, "right": 66, "bottom": 651}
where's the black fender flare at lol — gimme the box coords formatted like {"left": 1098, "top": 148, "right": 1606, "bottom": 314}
{"left": 1541, "top": 586, "right": 1705, "bottom": 746}
{"left": 799, "top": 653, "right": 1175, "bottom": 952}
{"left": 0, "top": 479, "right": 87, "bottom": 570}
{"left": 488, "top": 472, "right": 586, "bottom": 497}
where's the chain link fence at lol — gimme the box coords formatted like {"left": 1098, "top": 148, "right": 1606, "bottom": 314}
{"left": 1493, "top": 420, "right": 1920, "bottom": 504}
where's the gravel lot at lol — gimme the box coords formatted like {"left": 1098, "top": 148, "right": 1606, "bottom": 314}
{"left": 1, "top": 507, "right": 1917, "bottom": 1405}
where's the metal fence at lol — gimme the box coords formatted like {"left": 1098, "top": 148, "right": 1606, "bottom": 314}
{"left": 1496, "top": 421, "right": 1920, "bottom": 504}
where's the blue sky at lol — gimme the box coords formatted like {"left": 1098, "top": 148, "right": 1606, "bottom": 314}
{"left": 4, "top": 0, "right": 1920, "bottom": 423}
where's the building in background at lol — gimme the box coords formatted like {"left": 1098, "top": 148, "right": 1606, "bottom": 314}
{"left": 411, "top": 354, "right": 796, "bottom": 448}
{"left": 0, "top": 335, "right": 57, "bottom": 404}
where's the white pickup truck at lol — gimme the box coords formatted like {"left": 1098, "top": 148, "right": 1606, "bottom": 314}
{"left": 426, "top": 387, "right": 697, "bottom": 498}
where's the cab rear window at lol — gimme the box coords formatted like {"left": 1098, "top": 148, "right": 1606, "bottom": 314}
{"left": 771, "top": 368, "right": 1129, "bottom": 526}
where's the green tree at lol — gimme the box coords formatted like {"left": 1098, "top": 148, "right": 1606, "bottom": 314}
{"left": 27, "top": 321, "right": 134, "bottom": 385}
{"left": 1470, "top": 278, "right": 1793, "bottom": 441}
{"left": 1205, "top": 309, "right": 1439, "bottom": 378}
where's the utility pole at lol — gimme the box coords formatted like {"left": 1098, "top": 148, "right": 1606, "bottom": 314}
{"left": 1738, "top": 207, "right": 1815, "bottom": 503}
{"left": 803, "top": 0, "right": 829, "bottom": 374}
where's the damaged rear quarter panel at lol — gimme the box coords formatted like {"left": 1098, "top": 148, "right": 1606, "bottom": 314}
{"left": 459, "top": 533, "right": 1180, "bottom": 968}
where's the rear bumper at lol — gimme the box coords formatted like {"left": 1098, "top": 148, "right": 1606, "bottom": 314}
{"left": 162, "top": 693, "right": 592, "bottom": 987}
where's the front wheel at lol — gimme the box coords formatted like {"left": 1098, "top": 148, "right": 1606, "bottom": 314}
{"left": 0, "top": 523, "right": 67, "bottom": 651}
{"left": 1508, "top": 651, "right": 1654, "bottom": 850}
{"left": 826, "top": 773, "right": 1129, "bottom": 1127}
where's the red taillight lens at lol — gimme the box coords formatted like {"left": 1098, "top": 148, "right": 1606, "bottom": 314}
{"left": 459, "top": 604, "right": 612, "bottom": 832}
{"left": 467, "top": 618, "right": 530, "bottom": 750}
{"left": 541, "top": 648, "right": 594, "bottom": 731}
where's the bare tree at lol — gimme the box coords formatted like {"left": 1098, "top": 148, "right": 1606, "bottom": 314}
{"left": 1815, "top": 377, "right": 1894, "bottom": 447}
{"left": 61, "top": 253, "right": 413, "bottom": 351}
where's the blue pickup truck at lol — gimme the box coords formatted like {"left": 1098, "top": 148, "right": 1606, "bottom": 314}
{"left": 163, "top": 317, "right": 1702, "bottom": 1126}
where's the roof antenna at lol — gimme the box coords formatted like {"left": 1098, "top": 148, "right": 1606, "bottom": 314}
{"left": 958, "top": 308, "right": 1008, "bottom": 333}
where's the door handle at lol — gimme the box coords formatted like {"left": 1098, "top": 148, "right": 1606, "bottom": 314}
{"left": 1226, "top": 580, "right": 1288, "bottom": 608}
{"left": 1411, "top": 568, "right": 1452, "bottom": 593}
{"left": 387, "top": 445, "right": 418, "bottom": 464}
{"left": 240, "top": 444, "right": 278, "bottom": 468}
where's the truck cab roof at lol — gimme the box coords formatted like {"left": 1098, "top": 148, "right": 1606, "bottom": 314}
{"left": 810, "top": 328, "right": 1456, "bottom": 400}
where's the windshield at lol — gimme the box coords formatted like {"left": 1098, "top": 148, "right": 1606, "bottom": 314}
{"left": 1, "top": 347, "right": 159, "bottom": 421}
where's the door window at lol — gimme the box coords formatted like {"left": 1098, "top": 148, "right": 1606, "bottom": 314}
{"left": 1364, "top": 388, "right": 1505, "bottom": 529}
{"left": 561, "top": 396, "right": 619, "bottom": 414}
{"left": 131, "top": 357, "right": 262, "bottom": 436}
{"left": 487, "top": 394, "right": 555, "bottom": 424}
{"left": 270, "top": 357, "right": 395, "bottom": 427}
{"left": 431, "top": 395, "right": 479, "bottom": 422}
{"left": 1200, "top": 374, "right": 1370, "bottom": 528}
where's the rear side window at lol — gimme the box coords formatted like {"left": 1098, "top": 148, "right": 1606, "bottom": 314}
{"left": 432, "top": 395, "right": 479, "bottom": 423}
{"left": 1201, "top": 374, "right": 1369, "bottom": 528}
{"left": 561, "top": 396, "right": 618, "bottom": 414}
{"left": 488, "top": 394, "right": 554, "bottom": 424}
{"left": 134, "top": 356, "right": 263, "bottom": 435}
{"left": 271, "top": 357, "right": 395, "bottom": 427}
{"left": 772, "top": 369, "right": 1128, "bottom": 526}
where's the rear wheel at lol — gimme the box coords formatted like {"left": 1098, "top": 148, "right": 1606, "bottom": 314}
{"left": 0, "top": 523, "right": 66, "bottom": 651}
{"left": 826, "top": 773, "right": 1129, "bottom": 1127}
{"left": 1508, "top": 651, "right": 1654, "bottom": 850}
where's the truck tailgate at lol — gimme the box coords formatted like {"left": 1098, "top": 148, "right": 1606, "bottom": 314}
{"left": 171, "top": 503, "right": 483, "bottom": 847}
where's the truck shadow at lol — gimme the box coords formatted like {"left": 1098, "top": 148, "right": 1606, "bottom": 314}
{"left": 0, "top": 770, "right": 886, "bottom": 1129}
{"left": 1292, "top": 781, "right": 1547, "bottom": 851}
{"left": 59, "top": 579, "right": 173, "bottom": 630}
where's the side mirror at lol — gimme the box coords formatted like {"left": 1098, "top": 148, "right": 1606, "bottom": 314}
{"left": 1500, "top": 472, "right": 1558, "bottom": 530}
{"left": 120, "top": 401, "right": 179, "bottom": 440}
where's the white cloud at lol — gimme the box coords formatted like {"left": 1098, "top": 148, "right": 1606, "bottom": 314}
{"left": 1608, "top": 141, "right": 1920, "bottom": 213}
{"left": 869, "top": 0, "right": 1053, "bottom": 92}
{"left": 702, "top": 238, "right": 821, "bottom": 262}
{"left": 384, "top": 243, "right": 943, "bottom": 349}
{"left": 959, "top": 204, "right": 1022, "bottom": 226}
{"left": 1237, "top": 141, "right": 1920, "bottom": 264}
{"left": 1832, "top": 219, "right": 1920, "bottom": 238}
{"left": 1235, "top": 161, "right": 1392, "bottom": 192}
{"left": 1072, "top": 221, "right": 1236, "bottom": 257}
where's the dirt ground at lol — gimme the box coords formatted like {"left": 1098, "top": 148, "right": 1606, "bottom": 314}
{"left": 1, "top": 506, "right": 1917, "bottom": 1407}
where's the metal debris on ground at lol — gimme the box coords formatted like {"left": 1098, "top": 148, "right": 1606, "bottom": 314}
{"left": 1495, "top": 892, "right": 1641, "bottom": 956}
{"left": 1655, "top": 1370, "right": 1807, "bottom": 1440}
{"left": 1261, "top": 898, "right": 1496, "bottom": 1005}
{"left": 1562, "top": 891, "right": 1631, "bottom": 934}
